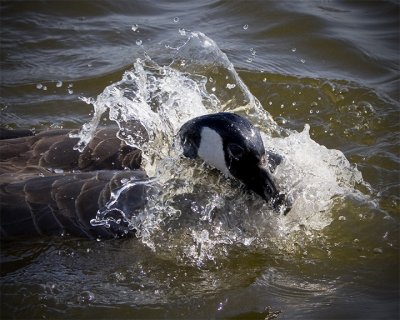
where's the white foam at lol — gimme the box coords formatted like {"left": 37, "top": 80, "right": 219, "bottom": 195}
{"left": 263, "top": 124, "right": 364, "bottom": 233}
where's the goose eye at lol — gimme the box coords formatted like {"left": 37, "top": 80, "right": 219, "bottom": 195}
{"left": 260, "top": 155, "right": 267, "bottom": 166}
{"left": 227, "top": 143, "right": 244, "bottom": 160}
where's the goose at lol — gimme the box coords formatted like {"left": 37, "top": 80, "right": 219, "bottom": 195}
{"left": 0, "top": 113, "right": 286, "bottom": 240}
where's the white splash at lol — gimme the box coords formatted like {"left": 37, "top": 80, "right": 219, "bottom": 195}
{"left": 264, "top": 125, "right": 364, "bottom": 233}
{"left": 77, "top": 31, "right": 369, "bottom": 265}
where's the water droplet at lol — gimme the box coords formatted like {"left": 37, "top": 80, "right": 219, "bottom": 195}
{"left": 203, "top": 39, "right": 212, "bottom": 47}
{"left": 77, "top": 291, "right": 95, "bottom": 303}
{"left": 173, "top": 17, "right": 179, "bottom": 23}
{"left": 338, "top": 216, "right": 346, "bottom": 221}
{"left": 263, "top": 78, "right": 267, "bottom": 82}
{"left": 243, "top": 237, "right": 253, "bottom": 246}
{"left": 131, "top": 24, "right": 138, "bottom": 32}
{"left": 36, "top": 83, "right": 43, "bottom": 90}
{"left": 373, "top": 248, "right": 383, "bottom": 254}
{"left": 291, "top": 47, "right": 297, "bottom": 52}
{"left": 42, "top": 86, "right": 47, "bottom": 91}
{"left": 56, "top": 80, "right": 62, "bottom": 88}
{"left": 136, "top": 39, "right": 142, "bottom": 46}
{"left": 383, "top": 231, "right": 389, "bottom": 240}
{"left": 68, "top": 89, "right": 74, "bottom": 94}
{"left": 226, "top": 83, "right": 236, "bottom": 89}
{"left": 300, "top": 59, "right": 306, "bottom": 64}
{"left": 243, "top": 24, "right": 248, "bottom": 30}
{"left": 179, "top": 28, "right": 186, "bottom": 36}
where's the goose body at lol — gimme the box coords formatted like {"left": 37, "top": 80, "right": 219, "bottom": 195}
{"left": 0, "top": 113, "right": 285, "bottom": 240}
{"left": 0, "top": 127, "right": 146, "bottom": 239}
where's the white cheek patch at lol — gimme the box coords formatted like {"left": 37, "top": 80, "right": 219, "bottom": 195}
{"left": 197, "top": 127, "right": 231, "bottom": 177}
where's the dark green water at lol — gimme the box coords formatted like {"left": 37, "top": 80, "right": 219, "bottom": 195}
{"left": 1, "top": 1, "right": 399, "bottom": 319}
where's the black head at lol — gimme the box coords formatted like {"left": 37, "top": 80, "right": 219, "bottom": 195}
{"left": 178, "top": 112, "right": 286, "bottom": 209}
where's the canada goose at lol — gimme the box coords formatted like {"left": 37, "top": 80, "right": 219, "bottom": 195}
{"left": 0, "top": 113, "right": 285, "bottom": 240}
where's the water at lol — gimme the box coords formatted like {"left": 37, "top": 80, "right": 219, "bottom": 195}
{"left": 1, "top": 1, "right": 399, "bottom": 319}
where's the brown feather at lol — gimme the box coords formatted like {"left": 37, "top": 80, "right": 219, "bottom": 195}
{"left": 0, "top": 127, "right": 149, "bottom": 240}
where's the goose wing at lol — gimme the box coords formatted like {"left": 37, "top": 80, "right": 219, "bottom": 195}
{"left": 0, "top": 170, "right": 148, "bottom": 240}
{"left": 0, "top": 127, "right": 143, "bottom": 173}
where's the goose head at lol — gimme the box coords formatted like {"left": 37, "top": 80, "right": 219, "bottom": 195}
{"left": 178, "top": 112, "right": 287, "bottom": 210}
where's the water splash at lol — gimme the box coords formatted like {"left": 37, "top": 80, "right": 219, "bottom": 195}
{"left": 265, "top": 124, "right": 364, "bottom": 233}
{"left": 76, "top": 31, "right": 370, "bottom": 265}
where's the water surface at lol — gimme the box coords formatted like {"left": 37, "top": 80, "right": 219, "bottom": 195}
{"left": 1, "top": 1, "right": 399, "bottom": 319}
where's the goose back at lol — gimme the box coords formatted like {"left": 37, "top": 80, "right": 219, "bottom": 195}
{"left": 0, "top": 128, "right": 148, "bottom": 240}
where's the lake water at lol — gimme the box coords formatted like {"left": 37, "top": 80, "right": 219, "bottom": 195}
{"left": 0, "top": 1, "right": 399, "bottom": 319}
